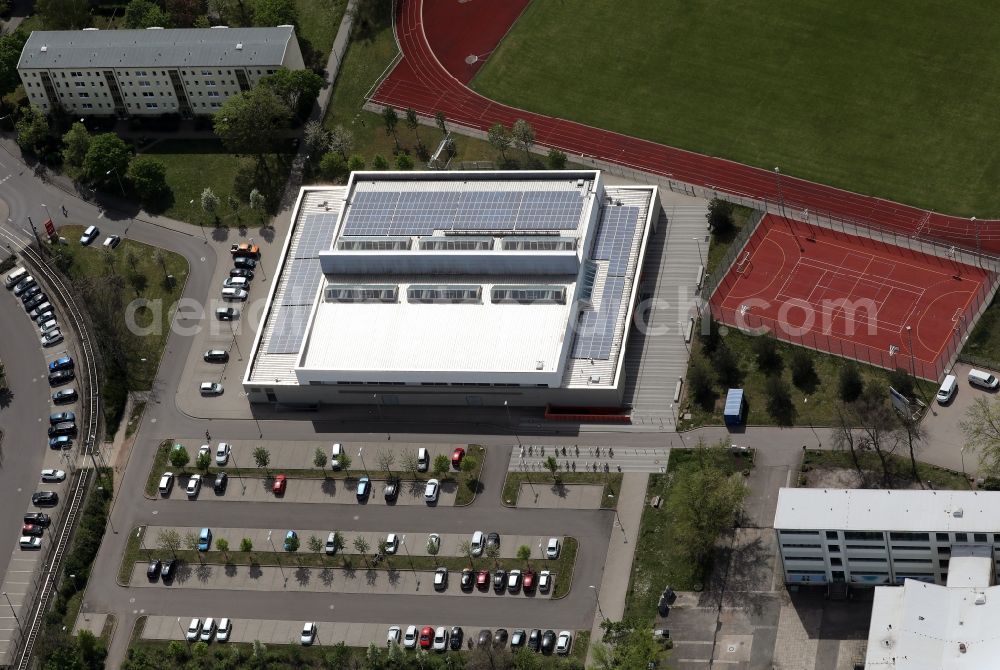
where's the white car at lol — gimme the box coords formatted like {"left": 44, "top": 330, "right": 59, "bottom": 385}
{"left": 216, "top": 618, "right": 231, "bottom": 642}
{"left": 471, "top": 530, "right": 485, "bottom": 557}
{"left": 427, "top": 533, "right": 441, "bottom": 553}
{"left": 538, "top": 570, "right": 552, "bottom": 593}
{"left": 41, "top": 331, "right": 63, "bottom": 347}
{"left": 331, "top": 443, "right": 342, "bottom": 470}
{"left": 200, "top": 382, "right": 223, "bottom": 395}
{"left": 424, "top": 478, "right": 440, "bottom": 503}
{"left": 387, "top": 625, "right": 401, "bottom": 646}
{"left": 39, "top": 319, "right": 59, "bottom": 335}
{"left": 40, "top": 469, "right": 66, "bottom": 482}
{"left": 198, "top": 444, "right": 211, "bottom": 461}
{"left": 186, "top": 618, "right": 201, "bottom": 642}
{"left": 546, "top": 537, "right": 561, "bottom": 559}
{"left": 80, "top": 226, "right": 99, "bottom": 246}
{"left": 432, "top": 626, "right": 448, "bottom": 652}
{"left": 221, "top": 287, "right": 248, "bottom": 301}
{"left": 186, "top": 474, "right": 202, "bottom": 498}
{"left": 102, "top": 235, "right": 121, "bottom": 249}
{"left": 19, "top": 537, "right": 41, "bottom": 550}
{"left": 300, "top": 622, "right": 316, "bottom": 645}
{"left": 403, "top": 625, "right": 418, "bottom": 649}
{"left": 555, "top": 630, "right": 572, "bottom": 655}
{"left": 385, "top": 533, "right": 399, "bottom": 554}
{"left": 215, "top": 442, "right": 231, "bottom": 465}
{"left": 199, "top": 618, "right": 216, "bottom": 642}
{"left": 158, "top": 472, "right": 173, "bottom": 495}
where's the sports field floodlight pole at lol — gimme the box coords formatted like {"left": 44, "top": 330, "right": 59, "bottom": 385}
{"left": 692, "top": 237, "right": 705, "bottom": 266}
{"left": 972, "top": 217, "right": 981, "bottom": 266}
{"left": 774, "top": 166, "right": 804, "bottom": 252}
{"left": 905, "top": 325, "right": 916, "bottom": 380}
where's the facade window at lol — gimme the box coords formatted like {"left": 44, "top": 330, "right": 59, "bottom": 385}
{"left": 78, "top": 92, "right": 89, "bottom": 98}
{"left": 81, "top": 103, "right": 93, "bottom": 109}
{"left": 210, "top": 102, "right": 221, "bottom": 108}
{"left": 894, "top": 558, "right": 932, "bottom": 564}
{"left": 890, "top": 532, "right": 929, "bottom": 542}
{"left": 939, "top": 560, "right": 950, "bottom": 568}
{"left": 936, "top": 533, "right": 949, "bottom": 542}
{"left": 145, "top": 102, "right": 158, "bottom": 109}
{"left": 956, "top": 533, "right": 968, "bottom": 542}
{"left": 142, "top": 92, "right": 154, "bottom": 97}
{"left": 784, "top": 556, "right": 823, "bottom": 562}
{"left": 975, "top": 533, "right": 988, "bottom": 542}
{"left": 207, "top": 91, "right": 219, "bottom": 97}
{"left": 831, "top": 558, "right": 842, "bottom": 566}
{"left": 201, "top": 70, "right": 211, "bottom": 76}
{"left": 75, "top": 81, "right": 85, "bottom": 87}
{"left": 938, "top": 546, "right": 951, "bottom": 554}
{"left": 137, "top": 70, "right": 148, "bottom": 76}
{"left": 205, "top": 80, "right": 216, "bottom": 86}
{"left": 139, "top": 81, "right": 151, "bottom": 87}
{"left": 844, "top": 531, "right": 884, "bottom": 542}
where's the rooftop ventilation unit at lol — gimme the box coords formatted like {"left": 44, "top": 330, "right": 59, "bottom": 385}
{"left": 236, "top": 43, "right": 244, "bottom": 50}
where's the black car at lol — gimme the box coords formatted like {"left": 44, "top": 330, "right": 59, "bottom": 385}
{"left": 216, "top": 307, "right": 239, "bottom": 321}
{"left": 477, "top": 630, "right": 492, "bottom": 648}
{"left": 383, "top": 477, "right": 400, "bottom": 502}
{"left": 528, "top": 629, "right": 541, "bottom": 652}
{"left": 31, "top": 491, "right": 58, "bottom": 507}
{"left": 486, "top": 532, "right": 501, "bottom": 550}
{"left": 449, "top": 627, "right": 463, "bottom": 651}
{"left": 213, "top": 472, "right": 228, "bottom": 493}
{"left": 23, "top": 293, "right": 47, "bottom": 311}
{"left": 203, "top": 350, "right": 229, "bottom": 363}
{"left": 233, "top": 257, "right": 257, "bottom": 269}
{"left": 147, "top": 559, "right": 162, "bottom": 580}
{"left": 540, "top": 630, "right": 556, "bottom": 655}
{"left": 49, "top": 411, "right": 76, "bottom": 425}
{"left": 511, "top": 629, "right": 526, "bottom": 648}
{"left": 229, "top": 268, "right": 254, "bottom": 280}
{"left": 48, "top": 370, "right": 75, "bottom": 386}
{"left": 161, "top": 559, "right": 177, "bottom": 582}
{"left": 19, "top": 285, "right": 41, "bottom": 302}
{"left": 493, "top": 629, "right": 508, "bottom": 648}
{"left": 23, "top": 513, "right": 51, "bottom": 527}
{"left": 52, "top": 388, "right": 78, "bottom": 404}
{"left": 493, "top": 569, "right": 506, "bottom": 592}
{"left": 47, "top": 422, "right": 77, "bottom": 438}
{"left": 460, "top": 568, "right": 474, "bottom": 591}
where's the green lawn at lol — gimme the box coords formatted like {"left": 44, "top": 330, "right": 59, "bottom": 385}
{"left": 624, "top": 448, "right": 752, "bottom": 623}
{"left": 801, "top": 449, "right": 969, "bottom": 490}
{"left": 473, "top": 0, "right": 1000, "bottom": 216}
{"left": 52, "top": 228, "right": 188, "bottom": 435}
{"left": 501, "top": 472, "right": 623, "bottom": 509}
{"left": 960, "top": 295, "right": 1000, "bottom": 369}
{"left": 294, "top": 0, "right": 348, "bottom": 59}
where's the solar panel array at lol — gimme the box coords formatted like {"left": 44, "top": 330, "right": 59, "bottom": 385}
{"left": 281, "top": 258, "right": 321, "bottom": 306}
{"left": 267, "top": 305, "right": 313, "bottom": 354}
{"left": 295, "top": 212, "right": 340, "bottom": 258}
{"left": 593, "top": 206, "right": 640, "bottom": 276}
{"left": 343, "top": 189, "right": 586, "bottom": 236}
{"left": 571, "top": 278, "right": 625, "bottom": 360}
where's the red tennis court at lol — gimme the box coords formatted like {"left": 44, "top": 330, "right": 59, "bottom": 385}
{"left": 710, "top": 216, "right": 994, "bottom": 380}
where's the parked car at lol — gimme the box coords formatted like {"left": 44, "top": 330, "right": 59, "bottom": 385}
{"left": 216, "top": 618, "right": 232, "bottom": 643}
{"left": 146, "top": 559, "right": 161, "bottom": 580}
{"left": 538, "top": 570, "right": 552, "bottom": 593}
{"left": 383, "top": 477, "right": 399, "bottom": 502}
{"left": 213, "top": 472, "right": 228, "bottom": 493}
{"left": 221, "top": 287, "right": 248, "bottom": 301}
{"left": 330, "top": 443, "right": 342, "bottom": 469}
{"left": 461, "top": 568, "right": 474, "bottom": 591}
{"left": 32, "top": 491, "right": 58, "bottom": 506}
{"left": 186, "top": 474, "right": 202, "bottom": 498}
{"left": 493, "top": 629, "right": 509, "bottom": 648}
{"left": 449, "top": 627, "right": 464, "bottom": 651}
{"left": 555, "top": 631, "right": 572, "bottom": 655}
{"left": 19, "top": 284, "right": 40, "bottom": 302}
{"left": 185, "top": 618, "right": 201, "bottom": 642}
{"left": 40, "top": 469, "right": 66, "bottom": 482}
{"left": 528, "top": 629, "right": 541, "bottom": 652}
{"left": 233, "top": 256, "right": 257, "bottom": 269}
{"left": 507, "top": 569, "right": 522, "bottom": 593}
{"left": 477, "top": 630, "right": 492, "bottom": 648}
{"left": 523, "top": 570, "right": 536, "bottom": 592}
{"left": 39, "top": 319, "right": 60, "bottom": 335}
{"left": 204, "top": 349, "right": 229, "bottom": 363}
{"left": 427, "top": 533, "right": 441, "bottom": 554}
{"left": 493, "top": 568, "right": 506, "bottom": 592}
{"left": 158, "top": 472, "right": 173, "bottom": 495}
{"left": 357, "top": 476, "right": 370, "bottom": 500}
{"left": 49, "top": 411, "right": 75, "bottom": 424}
{"left": 161, "top": 559, "right": 177, "bottom": 582}
{"left": 471, "top": 531, "right": 485, "bottom": 557}
{"left": 486, "top": 532, "right": 501, "bottom": 550}
{"left": 451, "top": 446, "right": 465, "bottom": 468}
{"left": 417, "top": 447, "right": 429, "bottom": 472}
{"left": 540, "top": 630, "right": 556, "bottom": 654}
{"left": 48, "top": 436, "right": 72, "bottom": 450}
{"left": 433, "top": 567, "right": 448, "bottom": 591}
{"left": 476, "top": 569, "right": 490, "bottom": 589}
{"left": 198, "top": 527, "right": 212, "bottom": 551}
{"left": 103, "top": 235, "right": 121, "bottom": 249}
{"left": 30, "top": 302, "right": 52, "bottom": 318}
{"left": 284, "top": 530, "right": 298, "bottom": 551}
{"left": 216, "top": 307, "right": 239, "bottom": 320}
{"left": 41, "top": 330, "right": 64, "bottom": 347}
{"left": 300, "top": 622, "right": 316, "bottom": 645}
{"left": 23, "top": 294, "right": 47, "bottom": 311}
{"left": 222, "top": 276, "right": 249, "bottom": 290}
{"left": 432, "top": 627, "right": 448, "bottom": 652}
{"left": 199, "top": 618, "right": 216, "bottom": 642}
{"left": 419, "top": 626, "right": 433, "bottom": 650}
{"left": 403, "top": 625, "right": 418, "bottom": 649}
{"left": 23, "top": 513, "right": 50, "bottom": 527}
{"left": 546, "top": 537, "right": 561, "bottom": 559}
{"left": 21, "top": 524, "right": 43, "bottom": 537}
{"left": 229, "top": 267, "right": 254, "bottom": 280}
{"left": 215, "top": 443, "right": 231, "bottom": 465}
{"left": 80, "top": 226, "right": 100, "bottom": 245}
{"left": 424, "top": 478, "right": 440, "bottom": 503}
{"left": 385, "top": 533, "right": 399, "bottom": 554}
{"left": 230, "top": 242, "right": 260, "bottom": 258}
{"left": 32, "top": 310, "right": 54, "bottom": 326}
{"left": 387, "top": 625, "right": 401, "bottom": 646}
{"left": 12, "top": 276, "right": 35, "bottom": 296}
{"left": 48, "top": 422, "right": 76, "bottom": 438}
{"left": 52, "top": 388, "right": 78, "bottom": 404}
{"left": 48, "top": 369, "right": 74, "bottom": 386}
{"left": 200, "top": 381, "right": 224, "bottom": 395}
{"left": 325, "top": 532, "right": 339, "bottom": 555}
{"left": 19, "top": 537, "right": 41, "bottom": 550}
{"left": 511, "top": 629, "right": 526, "bottom": 648}
{"left": 272, "top": 474, "right": 287, "bottom": 495}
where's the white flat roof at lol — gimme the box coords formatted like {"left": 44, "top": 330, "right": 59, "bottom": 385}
{"left": 866, "top": 576, "right": 1000, "bottom": 668}
{"left": 774, "top": 488, "right": 1000, "bottom": 534}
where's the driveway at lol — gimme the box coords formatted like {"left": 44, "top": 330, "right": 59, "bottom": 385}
{"left": 920, "top": 361, "right": 996, "bottom": 478}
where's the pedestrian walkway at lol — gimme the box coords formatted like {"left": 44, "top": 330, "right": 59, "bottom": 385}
{"left": 585, "top": 472, "right": 648, "bottom": 665}
{"left": 510, "top": 444, "right": 671, "bottom": 474}
{"left": 515, "top": 483, "right": 605, "bottom": 509}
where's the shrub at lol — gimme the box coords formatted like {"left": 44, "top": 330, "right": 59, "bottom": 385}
{"left": 838, "top": 362, "right": 864, "bottom": 402}
{"left": 790, "top": 348, "right": 818, "bottom": 393}
{"left": 752, "top": 335, "right": 782, "bottom": 373}
{"left": 687, "top": 357, "right": 716, "bottom": 410}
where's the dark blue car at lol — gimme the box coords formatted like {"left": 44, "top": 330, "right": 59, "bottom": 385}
{"left": 48, "top": 356, "right": 74, "bottom": 372}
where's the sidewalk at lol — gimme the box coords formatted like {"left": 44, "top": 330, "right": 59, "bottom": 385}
{"left": 585, "top": 472, "right": 648, "bottom": 664}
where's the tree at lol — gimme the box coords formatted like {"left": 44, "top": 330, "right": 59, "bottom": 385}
{"left": 752, "top": 335, "right": 782, "bottom": 373}
{"left": 252, "top": 0, "right": 297, "bottom": 27}
{"left": 853, "top": 385, "right": 903, "bottom": 487}
{"left": 165, "top": 0, "right": 207, "bottom": 27}
{"left": 127, "top": 156, "right": 170, "bottom": 207}
{"left": 307, "top": 535, "right": 323, "bottom": 553}
{"left": 169, "top": 445, "right": 190, "bottom": 470}
{"left": 329, "top": 124, "right": 355, "bottom": 160}
{"left": 511, "top": 119, "right": 535, "bottom": 164}
{"left": 764, "top": 374, "right": 795, "bottom": 424}
{"left": 833, "top": 404, "right": 867, "bottom": 484}
{"left": 433, "top": 454, "right": 450, "bottom": 477}
{"left": 226, "top": 194, "right": 240, "bottom": 223}
{"left": 405, "top": 108, "right": 421, "bottom": 145}
{"left": 889, "top": 367, "right": 915, "bottom": 400}
{"left": 376, "top": 450, "right": 395, "bottom": 473}
{"left": 371, "top": 154, "right": 389, "bottom": 170}
{"left": 248, "top": 188, "right": 267, "bottom": 226}
{"left": 377, "top": 539, "right": 389, "bottom": 565}
{"left": 486, "top": 544, "right": 500, "bottom": 568}
{"left": 487, "top": 123, "right": 512, "bottom": 162}
{"left": 62, "top": 122, "right": 92, "bottom": 177}
{"left": 15, "top": 107, "right": 51, "bottom": 154}
{"left": 711, "top": 344, "right": 741, "bottom": 388}
{"left": 240, "top": 537, "right": 253, "bottom": 553}
{"left": 124, "top": 0, "right": 172, "bottom": 28}
{"left": 962, "top": 397, "right": 1000, "bottom": 477}
{"left": 457, "top": 539, "right": 474, "bottom": 568}
{"left": 303, "top": 120, "right": 329, "bottom": 155}
{"left": 200, "top": 187, "right": 220, "bottom": 223}
{"left": 338, "top": 453, "right": 352, "bottom": 477}
{"left": 790, "top": 348, "right": 818, "bottom": 393}
{"left": 435, "top": 110, "right": 447, "bottom": 136}
{"left": 395, "top": 153, "right": 414, "bottom": 170}
{"left": 260, "top": 68, "right": 323, "bottom": 120}
{"left": 196, "top": 450, "right": 212, "bottom": 472}
{"left": 706, "top": 198, "right": 735, "bottom": 235}
{"left": 381, "top": 106, "right": 399, "bottom": 150}
{"left": 546, "top": 148, "right": 567, "bottom": 170}
{"left": 838, "top": 362, "right": 864, "bottom": 402}
{"left": 330, "top": 531, "right": 344, "bottom": 554}
{"left": 897, "top": 410, "right": 926, "bottom": 485}
{"left": 284, "top": 534, "right": 299, "bottom": 553}
{"left": 543, "top": 455, "right": 559, "bottom": 482}
{"left": 313, "top": 448, "right": 327, "bottom": 471}
{"left": 687, "top": 355, "right": 716, "bottom": 410}
{"left": 36, "top": 0, "right": 91, "bottom": 29}
{"left": 184, "top": 530, "right": 201, "bottom": 561}
{"left": 319, "top": 153, "right": 348, "bottom": 181}
{"left": 516, "top": 544, "right": 531, "bottom": 565}
{"left": 252, "top": 446, "right": 271, "bottom": 473}
{"left": 83, "top": 133, "right": 131, "bottom": 190}
{"left": 0, "top": 31, "right": 28, "bottom": 100}
{"left": 353, "top": 536, "right": 371, "bottom": 567}
{"left": 158, "top": 529, "right": 182, "bottom": 557}
{"left": 426, "top": 536, "right": 440, "bottom": 564}
{"left": 209, "top": 0, "right": 253, "bottom": 25}
{"left": 216, "top": 537, "right": 230, "bottom": 559}
{"left": 348, "top": 154, "right": 366, "bottom": 171}
{"left": 214, "top": 86, "right": 291, "bottom": 164}
{"left": 592, "top": 619, "right": 662, "bottom": 670}
{"left": 400, "top": 452, "right": 420, "bottom": 479}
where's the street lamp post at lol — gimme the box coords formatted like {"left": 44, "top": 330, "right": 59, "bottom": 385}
{"left": 176, "top": 617, "right": 186, "bottom": 641}
{"left": 774, "top": 166, "right": 804, "bottom": 252}
{"left": 401, "top": 534, "right": 419, "bottom": 590}
{"left": 503, "top": 400, "right": 522, "bottom": 449}
{"left": 357, "top": 447, "right": 370, "bottom": 477}
{"left": 3, "top": 592, "right": 22, "bottom": 635}
{"left": 692, "top": 236, "right": 705, "bottom": 267}
{"left": 267, "top": 530, "right": 287, "bottom": 585}
{"left": 40, "top": 203, "right": 53, "bottom": 222}
{"left": 106, "top": 168, "right": 126, "bottom": 196}
{"left": 905, "top": 325, "right": 916, "bottom": 380}
{"left": 588, "top": 585, "right": 606, "bottom": 621}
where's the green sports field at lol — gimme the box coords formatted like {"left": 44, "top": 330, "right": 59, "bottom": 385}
{"left": 472, "top": 0, "right": 1000, "bottom": 216}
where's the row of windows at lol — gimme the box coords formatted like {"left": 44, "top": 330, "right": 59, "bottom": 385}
{"left": 785, "top": 530, "right": 1000, "bottom": 543}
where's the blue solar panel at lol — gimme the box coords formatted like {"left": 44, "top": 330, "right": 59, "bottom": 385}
{"left": 281, "top": 258, "right": 321, "bottom": 306}
{"left": 593, "top": 206, "right": 640, "bottom": 276}
{"left": 266, "top": 304, "right": 313, "bottom": 354}
{"left": 571, "top": 277, "right": 626, "bottom": 360}
{"left": 296, "top": 212, "right": 339, "bottom": 258}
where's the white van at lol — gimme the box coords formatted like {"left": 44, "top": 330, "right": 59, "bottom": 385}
{"left": 4, "top": 267, "right": 27, "bottom": 289}
{"left": 221, "top": 287, "right": 248, "bottom": 301}
{"left": 417, "top": 447, "right": 429, "bottom": 472}
{"left": 936, "top": 374, "right": 957, "bottom": 404}
{"left": 969, "top": 369, "right": 999, "bottom": 390}
{"left": 330, "top": 443, "right": 342, "bottom": 470}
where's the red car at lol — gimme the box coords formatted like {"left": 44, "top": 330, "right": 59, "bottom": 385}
{"left": 523, "top": 570, "right": 536, "bottom": 592}
{"left": 451, "top": 447, "right": 465, "bottom": 469}
{"left": 272, "top": 474, "right": 287, "bottom": 495}
{"left": 476, "top": 569, "right": 490, "bottom": 589}
{"left": 419, "top": 626, "right": 433, "bottom": 649}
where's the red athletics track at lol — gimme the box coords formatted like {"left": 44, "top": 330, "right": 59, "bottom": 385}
{"left": 372, "top": 0, "right": 1000, "bottom": 254}
{"left": 709, "top": 216, "right": 992, "bottom": 380}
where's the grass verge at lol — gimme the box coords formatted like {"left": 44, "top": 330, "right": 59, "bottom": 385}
{"left": 960, "top": 295, "right": 1000, "bottom": 370}
{"left": 624, "top": 449, "right": 751, "bottom": 623}
{"left": 502, "top": 472, "right": 624, "bottom": 509}
{"left": 801, "top": 449, "right": 969, "bottom": 490}
{"left": 294, "top": 0, "right": 348, "bottom": 59}
{"left": 124, "top": 401, "right": 146, "bottom": 439}
{"left": 705, "top": 205, "right": 756, "bottom": 277}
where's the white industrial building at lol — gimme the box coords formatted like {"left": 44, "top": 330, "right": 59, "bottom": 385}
{"left": 17, "top": 27, "right": 303, "bottom": 117}
{"left": 243, "top": 170, "right": 660, "bottom": 408}
{"left": 773, "top": 488, "right": 1000, "bottom": 587}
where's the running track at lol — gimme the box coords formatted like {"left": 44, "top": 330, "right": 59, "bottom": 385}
{"left": 371, "top": 0, "right": 1000, "bottom": 255}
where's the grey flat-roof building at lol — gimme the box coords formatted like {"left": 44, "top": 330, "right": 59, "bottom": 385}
{"left": 17, "top": 27, "right": 303, "bottom": 117}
